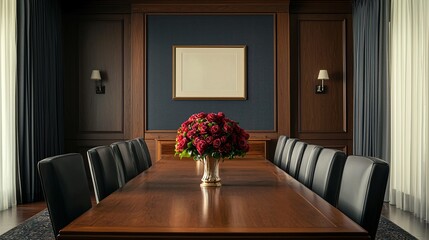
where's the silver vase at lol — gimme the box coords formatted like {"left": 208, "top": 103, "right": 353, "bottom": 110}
{"left": 200, "top": 156, "right": 221, "bottom": 187}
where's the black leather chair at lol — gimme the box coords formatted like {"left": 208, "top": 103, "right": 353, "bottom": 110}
{"left": 337, "top": 156, "right": 389, "bottom": 240}
{"left": 297, "top": 144, "right": 323, "bottom": 188}
{"left": 111, "top": 141, "right": 139, "bottom": 183}
{"left": 280, "top": 138, "right": 298, "bottom": 171}
{"left": 87, "top": 146, "right": 123, "bottom": 203}
{"left": 37, "top": 153, "right": 92, "bottom": 238}
{"left": 287, "top": 141, "right": 307, "bottom": 178}
{"left": 129, "top": 139, "right": 150, "bottom": 173}
{"left": 273, "top": 135, "right": 288, "bottom": 166}
{"left": 311, "top": 148, "right": 346, "bottom": 206}
{"left": 137, "top": 137, "right": 152, "bottom": 167}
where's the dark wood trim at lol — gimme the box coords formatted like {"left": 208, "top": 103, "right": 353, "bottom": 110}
{"left": 130, "top": 13, "right": 145, "bottom": 139}
{"left": 132, "top": 0, "right": 290, "bottom": 13}
{"left": 290, "top": 0, "right": 352, "bottom": 14}
{"left": 277, "top": 12, "right": 290, "bottom": 136}
{"left": 61, "top": 0, "right": 131, "bottom": 14}
{"left": 123, "top": 15, "right": 132, "bottom": 139}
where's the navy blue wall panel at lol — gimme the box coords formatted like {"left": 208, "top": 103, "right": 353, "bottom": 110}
{"left": 147, "top": 15, "right": 274, "bottom": 130}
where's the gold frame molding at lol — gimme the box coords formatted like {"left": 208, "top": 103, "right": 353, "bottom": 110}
{"left": 172, "top": 45, "right": 247, "bottom": 100}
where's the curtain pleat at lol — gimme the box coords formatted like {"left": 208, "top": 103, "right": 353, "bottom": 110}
{"left": 0, "top": 0, "right": 17, "bottom": 211}
{"left": 352, "top": 0, "right": 390, "bottom": 158}
{"left": 390, "top": 0, "right": 429, "bottom": 221}
{"left": 17, "top": 0, "right": 64, "bottom": 203}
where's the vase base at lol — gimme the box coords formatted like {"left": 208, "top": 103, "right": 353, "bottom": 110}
{"left": 200, "top": 181, "right": 222, "bottom": 187}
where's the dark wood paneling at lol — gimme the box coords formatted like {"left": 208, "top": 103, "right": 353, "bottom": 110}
{"left": 291, "top": 13, "right": 353, "bottom": 154}
{"left": 64, "top": 14, "right": 131, "bottom": 144}
{"left": 298, "top": 19, "right": 346, "bottom": 133}
{"left": 78, "top": 19, "right": 124, "bottom": 133}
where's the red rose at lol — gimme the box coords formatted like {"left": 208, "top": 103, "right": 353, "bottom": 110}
{"left": 217, "top": 112, "right": 225, "bottom": 119}
{"left": 210, "top": 124, "right": 220, "bottom": 135}
{"left": 199, "top": 123, "right": 209, "bottom": 134}
{"left": 176, "top": 134, "right": 184, "bottom": 142}
{"left": 223, "top": 123, "right": 233, "bottom": 134}
{"left": 242, "top": 144, "right": 249, "bottom": 152}
{"left": 181, "top": 120, "right": 190, "bottom": 129}
{"left": 176, "top": 138, "right": 188, "bottom": 152}
{"left": 196, "top": 112, "right": 206, "bottom": 119}
{"left": 213, "top": 138, "right": 222, "bottom": 149}
{"left": 207, "top": 113, "right": 218, "bottom": 122}
{"left": 221, "top": 143, "right": 232, "bottom": 153}
{"left": 187, "top": 129, "right": 197, "bottom": 139}
{"left": 205, "top": 136, "right": 213, "bottom": 144}
{"left": 189, "top": 114, "right": 198, "bottom": 121}
{"left": 242, "top": 131, "right": 250, "bottom": 139}
{"left": 196, "top": 140, "right": 208, "bottom": 155}
{"left": 220, "top": 136, "right": 228, "bottom": 143}
{"left": 238, "top": 137, "right": 248, "bottom": 149}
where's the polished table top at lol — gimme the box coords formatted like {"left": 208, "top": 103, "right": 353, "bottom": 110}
{"left": 58, "top": 158, "right": 369, "bottom": 239}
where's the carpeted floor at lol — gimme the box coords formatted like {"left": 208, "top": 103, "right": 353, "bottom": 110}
{"left": 0, "top": 210, "right": 54, "bottom": 240}
{"left": 0, "top": 209, "right": 418, "bottom": 240}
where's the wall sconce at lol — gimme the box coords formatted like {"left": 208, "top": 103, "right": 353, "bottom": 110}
{"left": 91, "top": 70, "right": 105, "bottom": 94}
{"left": 316, "top": 69, "right": 329, "bottom": 94}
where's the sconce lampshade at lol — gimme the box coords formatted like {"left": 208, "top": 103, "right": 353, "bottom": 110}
{"left": 317, "top": 70, "right": 329, "bottom": 80}
{"left": 90, "top": 70, "right": 101, "bottom": 81}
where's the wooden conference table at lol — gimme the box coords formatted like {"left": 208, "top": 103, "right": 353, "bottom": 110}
{"left": 58, "top": 158, "right": 369, "bottom": 239}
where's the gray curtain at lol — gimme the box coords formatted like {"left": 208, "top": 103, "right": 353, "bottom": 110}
{"left": 353, "top": 0, "right": 390, "bottom": 160}
{"left": 17, "top": 0, "right": 64, "bottom": 203}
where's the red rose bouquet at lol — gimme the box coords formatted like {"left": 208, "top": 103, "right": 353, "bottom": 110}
{"left": 175, "top": 112, "right": 250, "bottom": 160}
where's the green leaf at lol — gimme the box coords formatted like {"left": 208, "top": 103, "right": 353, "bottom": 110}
{"left": 180, "top": 151, "right": 191, "bottom": 159}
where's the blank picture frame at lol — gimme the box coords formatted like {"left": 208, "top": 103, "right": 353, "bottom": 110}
{"left": 172, "top": 45, "right": 247, "bottom": 100}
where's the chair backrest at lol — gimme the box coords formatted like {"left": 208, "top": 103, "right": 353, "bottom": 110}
{"left": 337, "top": 156, "right": 389, "bottom": 239}
{"left": 273, "top": 135, "right": 288, "bottom": 166}
{"left": 37, "top": 153, "right": 92, "bottom": 237}
{"left": 297, "top": 144, "right": 323, "bottom": 188}
{"left": 311, "top": 148, "right": 346, "bottom": 206}
{"left": 137, "top": 137, "right": 152, "bottom": 167}
{"left": 87, "top": 146, "right": 122, "bottom": 203}
{"left": 129, "top": 139, "right": 150, "bottom": 173}
{"left": 287, "top": 141, "right": 307, "bottom": 178}
{"left": 279, "top": 138, "right": 298, "bottom": 171}
{"left": 111, "top": 141, "right": 139, "bottom": 183}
